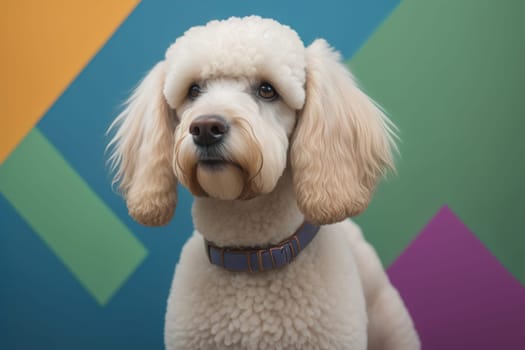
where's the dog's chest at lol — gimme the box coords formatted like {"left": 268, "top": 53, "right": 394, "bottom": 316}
{"left": 165, "top": 232, "right": 367, "bottom": 350}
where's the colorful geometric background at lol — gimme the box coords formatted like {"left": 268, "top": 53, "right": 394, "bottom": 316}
{"left": 1, "top": 1, "right": 524, "bottom": 349}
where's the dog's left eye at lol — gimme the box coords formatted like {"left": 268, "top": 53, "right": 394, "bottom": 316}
{"left": 257, "top": 82, "right": 278, "bottom": 100}
{"left": 188, "top": 84, "right": 201, "bottom": 99}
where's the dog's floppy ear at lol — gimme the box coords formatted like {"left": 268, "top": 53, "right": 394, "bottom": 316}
{"left": 291, "top": 39, "right": 397, "bottom": 225}
{"left": 107, "top": 61, "right": 178, "bottom": 226}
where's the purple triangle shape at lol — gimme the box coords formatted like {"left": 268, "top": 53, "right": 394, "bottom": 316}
{"left": 387, "top": 205, "right": 525, "bottom": 350}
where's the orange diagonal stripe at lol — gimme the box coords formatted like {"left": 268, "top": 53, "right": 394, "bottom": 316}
{"left": 0, "top": 0, "right": 139, "bottom": 163}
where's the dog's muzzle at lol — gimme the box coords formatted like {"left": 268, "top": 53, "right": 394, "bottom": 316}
{"left": 190, "top": 115, "right": 229, "bottom": 147}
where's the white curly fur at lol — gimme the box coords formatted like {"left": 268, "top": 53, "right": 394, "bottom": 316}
{"left": 108, "top": 16, "right": 419, "bottom": 349}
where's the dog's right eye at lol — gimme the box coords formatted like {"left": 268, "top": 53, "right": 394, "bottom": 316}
{"left": 257, "top": 82, "right": 278, "bottom": 101}
{"left": 188, "top": 84, "right": 201, "bottom": 99}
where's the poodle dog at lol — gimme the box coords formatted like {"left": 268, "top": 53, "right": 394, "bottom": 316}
{"left": 108, "top": 16, "right": 420, "bottom": 350}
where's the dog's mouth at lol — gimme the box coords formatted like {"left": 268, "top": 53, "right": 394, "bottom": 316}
{"left": 197, "top": 158, "right": 245, "bottom": 176}
{"left": 184, "top": 141, "right": 259, "bottom": 200}
{"left": 198, "top": 158, "right": 226, "bottom": 167}
{"left": 194, "top": 154, "right": 246, "bottom": 200}
{"left": 196, "top": 148, "right": 236, "bottom": 169}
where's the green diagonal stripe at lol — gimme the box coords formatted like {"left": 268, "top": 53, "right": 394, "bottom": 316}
{"left": 351, "top": 0, "right": 525, "bottom": 283}
{"left": 0, "top": 128, "right": 147, "bottom": 305}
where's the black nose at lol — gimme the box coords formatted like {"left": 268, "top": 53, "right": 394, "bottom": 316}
{"left": 189, "top": 115, "right": 229, "bottom": 146}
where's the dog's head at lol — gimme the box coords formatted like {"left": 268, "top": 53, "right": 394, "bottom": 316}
{"left": 108, "top": 16, "right": 396, "bottom": 226}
